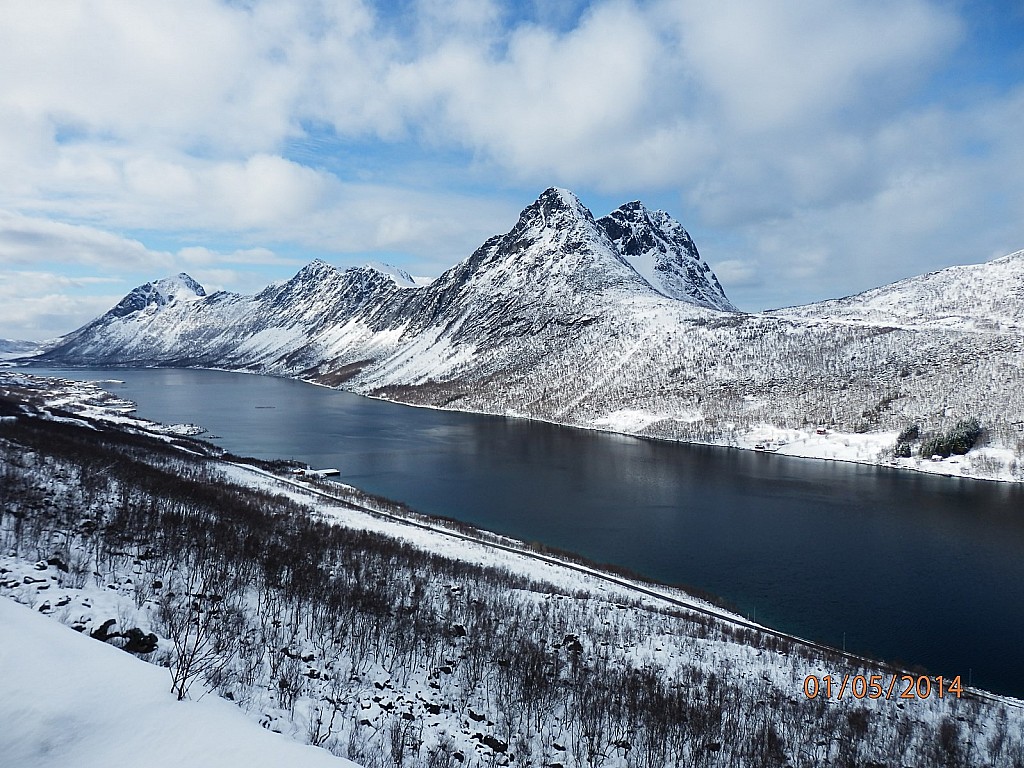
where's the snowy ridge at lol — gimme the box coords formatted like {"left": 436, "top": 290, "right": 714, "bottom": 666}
{"left": 0, "top": 338, "right": 43, "bottom": 353}
{"left": 106, "top": 272, "right": 206, "bottom": 319}
{"left": 365, "top": 261, "right": 420, "bottom": 288}
{"left": 773, "top": 248, "right": 1024, "bottom": 331}
{"left": 0, "top": 338, "right": 44, "bottom": 362}
{"left": 36, "top": 189, "right": 1024, "bottom": 481}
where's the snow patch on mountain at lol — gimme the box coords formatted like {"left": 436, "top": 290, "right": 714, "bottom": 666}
{"left": 364, "top": 261, "right": 419, "bottom": 288}
{"left": 591, "top": 408, "right": 676, "bottom": 432}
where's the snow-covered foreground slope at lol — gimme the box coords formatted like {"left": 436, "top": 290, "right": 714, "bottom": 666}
{"left": 0, "top": 598, "right": 358, "bottom": 768}
{"left": 35, "top": 188, "right": 1024, "bottom": 481}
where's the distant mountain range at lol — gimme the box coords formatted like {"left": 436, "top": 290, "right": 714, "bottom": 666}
{"left": 0, "top": 338, "right": 44, "bottom": 361}
{"left": 34, "top": 188, "right": 1024, "bottom": 480}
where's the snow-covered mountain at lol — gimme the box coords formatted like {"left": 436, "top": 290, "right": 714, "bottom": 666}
{"left": 39, "top": 188, "right": 732, "bottom": 378}
{"left": 365, "top": 261, "right": 429, "bottom": 288}
{"left": 0, "top": 338, "right": 43, "bottom": 353}
{"left": 37, "top": 188, "right": 1024, "bottom": 479}
{"left": 107, "top": 273, "right": 207, "bottom": 317}
{"left": 0, "top": 338, "right": 44, "bottom": 361}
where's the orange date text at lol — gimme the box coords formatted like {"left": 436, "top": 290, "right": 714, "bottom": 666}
{"left": 803, "top": 674, "right": 962, "bottom": 701}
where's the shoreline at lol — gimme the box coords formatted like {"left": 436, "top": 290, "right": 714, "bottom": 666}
{"left": 19, "top": 360, "right": 1022, "bottom": 485}
{"left": 357, "top": 381, "right": 1021, "bottom": 486}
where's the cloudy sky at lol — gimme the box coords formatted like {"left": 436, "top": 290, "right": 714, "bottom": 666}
{"left": 2, "top": 0, "right": 1023, "bottom": 341}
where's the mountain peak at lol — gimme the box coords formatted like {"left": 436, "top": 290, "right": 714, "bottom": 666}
{"left": 293, "top": 259, "right": 341, "bottom": 281}
{"left": 513, "top": 187, "right": 596, "bottom": 235}
{"left": 107, "top": 273, "right": 206, "bottom": 318}
{"left": 543, "top": 186, "right": 585, "bottom": 210}
{"left": 161, "top": 273, "right": 206, "bottom": 297}
{"left": 539, "top": 186, "right": 591, "bottom": 218}
{"left": 598, "top": 203, "right": 736, "bottom": 311}
{"left": 600, "top": 201, "right": 695, "bottom": 260}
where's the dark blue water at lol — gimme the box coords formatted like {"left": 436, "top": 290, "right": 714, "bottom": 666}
{"left": 31, "top": 367, "right": 1024, "bottom": 698}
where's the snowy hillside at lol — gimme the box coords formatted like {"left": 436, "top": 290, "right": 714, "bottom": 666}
{"left": 773, "top": 248, "right": 1024, "bottom": 332}
{"left": 36, "top": 189, "right": 1024, "bottom": 481}
{"left": 0, "top": 338, "right": 43, "bottom": 353}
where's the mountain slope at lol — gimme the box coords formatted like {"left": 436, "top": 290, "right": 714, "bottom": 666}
{"left": 106, "top": 273, "right": 207, "bottom": 317}
{"left": 41, "top": 188, "right": 731, "bottom": 382}
{"left": 0, "top": 338, "right": 44, "bottom": 361}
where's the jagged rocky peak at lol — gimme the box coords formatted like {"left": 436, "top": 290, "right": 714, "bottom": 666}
{"left": 107, "top": 273, "right": 206, "bottom": 318}
{"left": 267, "top": 259, "right": 351, "bottom": 298}
{"left": 258, "top": 259, "right": 399, "bottom": 314}
{"left": 598, "top": 201, "right": 736, "bottom": 311}
{"left": 600, "top": 201, "right": 699, "bottom": 260}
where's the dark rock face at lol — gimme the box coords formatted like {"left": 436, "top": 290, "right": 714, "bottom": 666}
{"left": 90, "top": 618, "right": 118, "bottom": 642}
{"left": 89, "top": 618, "right": 158, "bottom": 654}
{"left": 121, "top": 627, "right": 159, "bottom": 654}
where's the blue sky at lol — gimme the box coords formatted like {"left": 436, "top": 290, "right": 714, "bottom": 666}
{"left": 2, "top": 0, "right": 1024, "bottom": 340}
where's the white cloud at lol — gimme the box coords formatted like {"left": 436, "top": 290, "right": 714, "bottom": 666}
{"left": 713, "top": 259, "right": 761, "bottom": 289}
{"left": 387, "top": 1, "right": 671, "bottom": 181}
{"left": 0, "top": 0, "right": 1022, "bottom": 321}
{"left": 13, "top": 149, "right": 338, "bottom": 233}
{"left": 0, "top": 271, "right": 126, "bottom": 342}
{"left": 0, "top": 212, "right": 170, "bottom": 271}
{"left": 286, "top": 182, "right": 519, "bottom": 264}
{"left": 177, "top": 246, "right": 300, "bottom": 268}
{"left": 719, "top": 86, "right": 1024, "bottom": 310}
{"left": 0, "top": 0, "right": 974, "bottom": 217}
{"left": 0, "top": 0, "right": 302, "bottom": 154}
{"left": 666, "top": 0, "right": 961, "bottom": 131}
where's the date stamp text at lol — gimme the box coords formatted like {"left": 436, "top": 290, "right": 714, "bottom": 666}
{"left": 803, "top": 674, "right": 963, "bottom": 701}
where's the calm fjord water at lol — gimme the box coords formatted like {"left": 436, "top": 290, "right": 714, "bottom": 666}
{"left": 34, "top": 367, "right": 1024, "bottom": 698}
